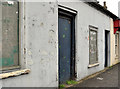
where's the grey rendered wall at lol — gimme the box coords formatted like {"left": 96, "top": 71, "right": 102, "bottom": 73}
{"left": 58, "top": 2, "right": 111, "bottom": 81}
{"left": 2, "top": 1, "right": 58, "bottom": 87}
{"left": 1, "top": 1, "right": 112, "bottom": 87}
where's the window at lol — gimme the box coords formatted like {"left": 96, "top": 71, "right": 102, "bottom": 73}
{"left": 89, "top": 26, "right": 98, "bottom": 64}
{"left": 115, "top": 33, "right": 119, "bottom": 58}
{"left": 1, "top": 0, "right": 19, "bottom": 70}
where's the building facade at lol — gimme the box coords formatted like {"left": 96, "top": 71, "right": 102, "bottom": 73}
{"left": 0, "top": 0, "right": 118, "bottom": 87}
{"left": 111, "top": 2, "right": 120, "bottom": 65}
{"left": 110, "top": 19, "right": 119, "bottom": 66}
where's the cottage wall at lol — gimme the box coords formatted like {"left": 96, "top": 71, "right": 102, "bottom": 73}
{"left": 2, "top": 1, "right": 58, "bottom": 87}
{"left": 58, "top": 2, "right": 111, "bottom": 80}
{"left": 1, "top": 1, "right": 114, "bottom": 87}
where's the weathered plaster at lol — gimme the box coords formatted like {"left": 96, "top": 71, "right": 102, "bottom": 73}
{"left": 2, "top": 2, "right": 58, "bottom": 87}
{"left": 1, "top": 1, "right": 116, "bottom": 87}
{"left": 58, "top": 2, "right": 111, "bottom": 81}
{"left": 110, "top": 18, "right": 119, "bottom": 66}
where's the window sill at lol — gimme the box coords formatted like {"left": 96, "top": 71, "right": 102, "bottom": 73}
{"left": 88, "top": 63, "right": 99, "bottom": 68}
{"left": 0, "top": 69, "right": 30, "bottom": 79}
{"left": 0, "top": 66, "right": 21, "bottom": 71}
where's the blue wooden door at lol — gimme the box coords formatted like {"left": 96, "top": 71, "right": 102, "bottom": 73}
{"left": 59, "top": 16, "right": 71, "bottom": 84}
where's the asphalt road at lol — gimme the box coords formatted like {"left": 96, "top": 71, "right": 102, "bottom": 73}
{"left": 67, "top": 63, "right": 119, "bottom": 89}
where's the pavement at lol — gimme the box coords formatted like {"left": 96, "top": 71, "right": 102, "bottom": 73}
{"left": 67, "top": 63, "right": 119, "bottom": 89}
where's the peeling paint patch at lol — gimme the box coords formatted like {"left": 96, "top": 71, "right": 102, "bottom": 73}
{"left": 50, "top": 29, "right": 54, "bottom": 33}
{"left": 28, "top": 51, "right": 32, "bottom": 56}
{"left": 50, "top": 7, "right": 54, "bottom": 13}
{"left": 32, "top": 24, "right": 35, "bottom": 26}
{"left": 65, "top": 27, "right": 68, "bottom": 31}
{"left": 51, "top": 24, "right": 54, "bottom": 26}
{"left": 49, "top": 52, "right": 54, "bottom": 56}
{"left": 63, "top": 34, "right": 66, "bottom": 38}
{"left": 49, "top": 2, "right": 52, "bottom": 4}
{"left": 7, "top": 1, "right": 14, "bottom": 5}
{"left": 43, "top": 4, "right": 45, "bottom": 6}
{"left": 41, "top": 50, "right": 48, "bottom": 56}
{"left": 27, "top": 59, "right": 33, "bottom": 66}
{"left": 40, "top": 23, "right": 44, "bottom": 26}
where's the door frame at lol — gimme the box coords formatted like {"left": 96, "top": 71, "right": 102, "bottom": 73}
{"left": 118, "top": 33, "right": 120, "bottom": 62}
{"left": 105, "top": 30, "right": 110, "bottom": 67}
{"left": 58, "top": 8, "right": 76, "bottom": 82}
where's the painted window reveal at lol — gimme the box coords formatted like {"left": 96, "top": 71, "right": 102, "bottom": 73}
{"left": 89, "top": 27, "right": 98, "bottom": 64}
{"left": 115, "top": 33, "right": 119, "bottom": 58}
{"left": 1, "top": 0, "right": 19, "bottom": 69}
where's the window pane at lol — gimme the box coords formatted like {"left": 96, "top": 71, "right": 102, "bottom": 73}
{"left": 115, "top": 34, "right": 118, "bottom": 45}
{"left": 1, "top": 1, "right": 19, "bottom": 68}
{"left": 89, "top": 29, "right": 98, "bottom": 64}
{"left": 115, "top": 34, "right": 119, "bottom": 57}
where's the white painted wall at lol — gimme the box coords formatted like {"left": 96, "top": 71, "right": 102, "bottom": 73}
{"left": 2, "top": 2, "right": 58, "bottom": 87}
{"left": 58, "top": 2, "right": 111, "bottom": 81}
{"left": 1, "top": 1, "right": 114, "bottom": 87}
{"left": 110, "top": 19, "right": 119, "bottom": 66}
